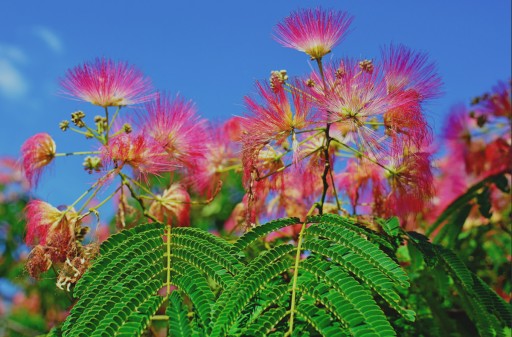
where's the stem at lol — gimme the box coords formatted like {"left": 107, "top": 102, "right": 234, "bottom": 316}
{"left": 285, "top": 203, "right": 318, "bottom": 337}
{"left": 108, "top": 106, "right": 121, "bottom": 130}
{"left": 151, "top": 315, "right": 169, "bottom": 321}
{"left": 316, "top": 57, "right": 332, "bottom": 215}
{"left": 329, "top": 164, "right": 341, "bottom": 211}
{"left": 54, "top": 151, "right": 100, "bottom": 157}
{"left": 127, "top": 175, "right": 158, "bottom": 197}
{"left": 65, "top": 170, "right": 114, "bottom": 212}
{"left": 76, "top": 185, "right": 102, "bottom": 214}
{"left": 318, "top": 127, "right": 331, "bottom": 215}
{"left": 275, "top": 130, "right": 324, "bottom": 162}
{"left": 69, "top": 127, "right": 92, "bottom": 136}
{"left": 120, "top": 173, "right": 159, "bottom": 222}
{"left": 78, "top": 185, "right": 122, "bottom": 217}
{"left": 68, "top": 184, "right": 99, "bottom": 210}
{"left": 105, "top": 107, "right": 109, "bottom": 144}
{"left": 294, "top": 127, "right": 326, "bottom": 134}
{"left": 166, "top": 225, "right": 172, "bottom": 294}
{"left": 316, "top": 58, "right": 328, "bottom": 89}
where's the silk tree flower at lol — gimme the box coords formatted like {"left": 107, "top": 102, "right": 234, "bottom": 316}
{"left": 149, "top": 183, "right": 191, "bottom": 226}
{"left": 385, "top": 152, "right": 434, "bottom": 216}
{"left": 21, "top": 133, "right": 56, "bottom": 187}
{"left": 310, "top": 58, "right": 398, "bottom": 155}
{"left": 476, "top": 81, "right": 511, "bottom": 118}
{"left": 192, "top": 119, "right": 242, "bottom": 197}
{"left": 140, "top": 93, "right": 207, "bottom": 171}
{"left": 381, "top": 44, "right": 442, "bottom": 101}
{"left": 101, "top": 133, "right": 173, "bottom": 178}
{"left": 25, "top": 200, "right": 79, "bottom": 261}
{"left": 60, "top": 58, "right": 155, "bottom": 107}
{"left": 241, "top": 80, "right": 316, "bottom": 184}
{"left": 337, "top": 159, "right": 384, "bottom": 213}
{"left": 274, "top": 8, "right": 353, "bottom": 60}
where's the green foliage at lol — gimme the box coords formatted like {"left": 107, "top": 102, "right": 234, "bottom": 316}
{"left": 60, "top": 223, "right": 165, "bottom": 337}
{"left": 405, "top": 231, "right": 511, "bottom": 337}
{"left": 170, "top": 214, "right": 414, "bottom": 336}
{"left": 54, "top": 212, "right": 510, "bottom": 336}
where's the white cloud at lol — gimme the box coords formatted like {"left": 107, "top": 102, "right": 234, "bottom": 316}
{"left": 0, "top": 45, "right": 28, "bottom": 64}
{"left": 0, "top": 58, "right": 29, "bottom": 99}
{"left": 33, "top": 26, "right": 63, "bottom": 54}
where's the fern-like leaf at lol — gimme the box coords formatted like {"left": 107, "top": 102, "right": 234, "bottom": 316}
{"left": 60, "top": 223, "right": 165, "bottom": 337}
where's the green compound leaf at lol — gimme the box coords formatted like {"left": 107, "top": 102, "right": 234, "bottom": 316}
{"left": 406, "top": 232, "right": 511, "bottom": 337}
{"left": 61, "top": 223, "right": 165, "bottom": 337}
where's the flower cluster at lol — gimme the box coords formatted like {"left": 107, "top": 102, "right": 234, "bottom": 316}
{"left": 238, "top": 8, "right": 442, "bottom": 229}
{"left": 20, "top": 58, "right": 244, "bottom": 288}
{"left": 423, "top": 80, "right": 511, "bottom": 224}
{"left": 20, "top": 7, "right": 447, "bottom": 286}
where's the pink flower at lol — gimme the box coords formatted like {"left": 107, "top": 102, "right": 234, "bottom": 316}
{"left": 310, "top": 58, "right": 398, "bottom": 155}
{"left": 101, "top": 133, "right": 173, "bottom": 178}
{"left": 337, "top": 159, "right": 383, "bottom": 213}
{"left": 478, "top": 81, "right": 511, "bottom": 118}
{"left": 140, "top": 93, "right": 207, "bottom": 170}
{"left": 149, "top": 183, "right": 191, "bottom": 226}
{"left": 383, "top": 91, "right": 432, "bottom": 146}
{"left": 241, "top": 80, "right": 315, "bottom": 183}
{"left": 386, "top": 152, "right": 434, "bottom": 216}
{"left": 191, "top": 120, "right": 241, "bottom": 196}
{"left": 381, "top": 44, "right": 442, "bottom": 101}
{"left": 25, "top": 200, "right": 78, "bottom": 250}
{"left": 274, "top": 8, "right": 353, "bottom": 60}
{"left": 60, "top": 58, "right": 155, "bottom": 107}
{"left": 21, "top": 133, "right": 56, "bottom": 187}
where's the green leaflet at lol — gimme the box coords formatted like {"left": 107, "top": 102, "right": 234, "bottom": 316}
{"left": 167, "top": 292, "right": 192, "bottom": 337}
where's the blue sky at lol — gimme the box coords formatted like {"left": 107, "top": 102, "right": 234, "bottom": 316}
{"left": 0, "top": 1, "right": 510, "bottom": 208}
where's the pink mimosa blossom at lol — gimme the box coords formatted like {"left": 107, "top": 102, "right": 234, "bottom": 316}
{"left": 60, "top": 58, "right": 155, "bottom": 107}
{"left": 386, "top": 152, "right": 434, "bottom": 216}
{"left": 141, "top": 93, "right": 207, "bottom": 170}
{"left": 381, "top": 44, "right": 442, "bottom": 101}
{"left": 383, "top": 91, "right": 432, "bottom": 146}
{"left": 274, "top": 8, "right": 353, "bottom": 60}
{"left": 192, "top": 120, "right": 241, "bottom": 196}
{"left": 310, "top": 58, "right": 398, "bottom": 157}
{"left": 21, "top": 133, "right": 56, "bottom": 187}
{"left": 337, "top": 159, "right": 383, "bottom": 213}
{"left": 149, "top": 184, "right": 191, "bottom": 226}
{"left": 25, "top": 200, "right": 78, "bottom": 248}
{"left": 478, "top": 81, "right": 511, "bottom": 118}
{"left": 241, "top": 80, "right": 315, "bottom": 183}
{"left": 101, "top": 133, "right": 172, "bottom": 178}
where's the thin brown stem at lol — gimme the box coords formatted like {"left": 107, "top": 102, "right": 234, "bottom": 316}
{"left": 120, "top": 173, "right": 159, "bottom": 222}
{"left": 316, "top": 57, "right": 332, "bottom": 215}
